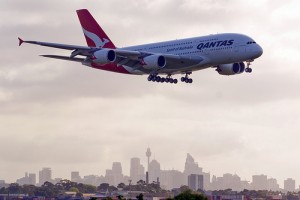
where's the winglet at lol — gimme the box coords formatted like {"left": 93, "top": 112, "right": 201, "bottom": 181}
{"left": 18, "top": 37, "right": 24, "bottom": 46}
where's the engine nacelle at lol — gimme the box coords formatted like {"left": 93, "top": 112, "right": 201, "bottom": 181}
{"left": 143, "top": 55, "right": 166, "bottom": 70}
{"left": 93, "top": 49, "right": 116, "bottom": 64}
{"left": 217, "top": 62, "right": 245, "bottom": 75}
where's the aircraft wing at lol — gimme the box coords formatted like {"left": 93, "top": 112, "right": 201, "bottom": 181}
{"left": 19, "top": 37, "right": 204, "bottom": 71}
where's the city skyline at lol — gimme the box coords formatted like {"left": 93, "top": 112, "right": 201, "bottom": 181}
{"left": 5, "top": 149, "right": 299, "bottom": 192}
{"left": 1, "top": 0, "right": 300, "bottom": 189}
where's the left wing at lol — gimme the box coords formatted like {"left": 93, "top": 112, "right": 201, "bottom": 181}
{"left": 19, "top": 37, "right": 204, "bottom": 71}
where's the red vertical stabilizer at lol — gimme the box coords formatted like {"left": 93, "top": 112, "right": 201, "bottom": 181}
{"left": 76, "top": 9, "right": 116, "bottom": 49}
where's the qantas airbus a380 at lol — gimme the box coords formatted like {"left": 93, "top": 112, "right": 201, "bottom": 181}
{"left": 19, "top": 9, "right": 263, "bottom": 84}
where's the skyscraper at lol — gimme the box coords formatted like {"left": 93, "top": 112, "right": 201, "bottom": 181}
{"left": 16, "top": 173, "right": 36, "bottom": 185}
{"left": 39, "top": 168, "right": 52, "bottom": 185}
{"left": 28, "top": 173, "right": 36, "bottom": 185}
{"left": 112, "top": 162, "right": 123, "bottom": 186}
{"left": 188, "top": 174, "right": 204, "bottom": 191}
{"left": 284, "top": 178, "right": 296, "bottom": 192}
{"left": 71, "top": 171, "right": 81, "bottom": 182}
{"left": 267, "top": 178, "right": 280, "bottom": 191}
{"left": 149, "top": 159, "right": 161, "bottom": 183}
{"left": 184, "top": 153, "right": 203, "bottom": 175}
{"left": 183, "top": 153, "right": 203, "bottom": 185}
{"left": 130, "top": 157, "right": 145, "bottom": 184}
{"left": 252, "top": 175, "right": 268, "bottom": 190}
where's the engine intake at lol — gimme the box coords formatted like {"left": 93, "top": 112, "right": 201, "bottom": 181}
{"left": 217, "top": 62, "right": 245, "bottom": 75}
{"left": 93, "top": 49, "right": 116, "bottom": 64}
{"left": 143, "top": 55, "right": 166, "bottom": 70}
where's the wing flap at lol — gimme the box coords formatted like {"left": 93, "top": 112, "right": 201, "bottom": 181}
{"left": 41, "top": 55, "right": 85, "bottom": 62}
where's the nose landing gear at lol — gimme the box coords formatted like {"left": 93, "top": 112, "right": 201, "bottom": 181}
{"left": 245, "top": 60, "right": 253, "bottom": 73}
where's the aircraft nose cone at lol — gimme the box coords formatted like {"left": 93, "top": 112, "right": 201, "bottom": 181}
{"left": 256, "top": 44, "right": 263, "bottom": 57}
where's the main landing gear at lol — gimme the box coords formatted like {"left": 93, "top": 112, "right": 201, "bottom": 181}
{"left": 147, "top": 72, "right": 194, "bottom": 84}
{"left": 180, "top": 72, "right": 193, "bottom": 84}
{"left": 245, "top": 60, "right": 253, "bottom": 73}
{"left": 147, "top": 74, "right": 178, "bottom": 84}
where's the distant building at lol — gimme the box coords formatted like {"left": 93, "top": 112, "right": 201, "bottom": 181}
{"left": 210, "top": 174, "right": 243, "bottom": 191}
{"left": 39, "top": 168, "right": 52, "bottom": 185}
{"left": 112, "top": 162, "right": 124, "bottom": 186}
{"left": 267, "top": 178, "right": 280, "bottom": 191}
{"left": 0, "top": 180, "right": 5, "bottom": 187}
{"left": 82, "top": 175, "right": 101, "bottom": 186}
{"left": 53, "top": 178, "right": 62, "bottom": 184}
{"left": 188, "top": 174, "right": 204, "bottom": 191}
{"left": 240, "top": 180, "right": 251, "bottom": 190}
{"left": 71, "top": 171, "right": 81, "bottom": 182}
{"left": 184, "top": 154, "right": 203, "bottom": 177}
{"left": 105, "top": 169, "right": 114, "bottom": 185}
{"left": 202, "top": 172, "right": 211, "bottom": 190}
{"left": 284, "top": 178, "right": 296, "bottom": 192}
{"left": 252, "top": 175, "right": 268, "bottom": 190}
{"left": 149, "top": 159, "right": 161, "bottom": 183}
{"left": 16, "top": 173, "right": 36, "bottom": 185}
{"left": 130, "top": 157, "right": 145, "bottom": 184}
{"left": 222, "top": 173, "right": 241, "bottom": 191}
{"left": 161, "top": 169, "right": 184, "bottom": 190}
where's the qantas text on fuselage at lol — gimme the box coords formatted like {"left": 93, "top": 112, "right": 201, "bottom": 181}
{"left": 19, "top": 9, "right": 263, "bottom": 84}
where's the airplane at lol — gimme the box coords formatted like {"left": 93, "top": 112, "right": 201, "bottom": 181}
{"left": 18, "top": 9, "right": 263, "bottom": 84}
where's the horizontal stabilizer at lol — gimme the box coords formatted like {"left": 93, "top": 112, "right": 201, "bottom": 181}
{"left": 40, "top": 55, "right": 85, "bottom": 62}
{"left": 18, "top": 37, "right": 24, "bottom": 46}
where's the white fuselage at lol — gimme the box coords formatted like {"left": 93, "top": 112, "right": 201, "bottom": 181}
{"left": 121, "top": 33, "right": 263, "bottom": 75}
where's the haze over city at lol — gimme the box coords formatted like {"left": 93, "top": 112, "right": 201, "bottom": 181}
{"left": 8, "top": 149, "right": 299, "bottom": 192}
{"left": 1, "top": 0, "right": 300, "bottom": 189}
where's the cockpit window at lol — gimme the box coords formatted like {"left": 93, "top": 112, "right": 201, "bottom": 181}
{"left": 247, "top": 41, "right": 256, "bottom": 44}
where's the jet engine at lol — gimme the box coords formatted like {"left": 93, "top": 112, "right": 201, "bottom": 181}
{"left": 216, "top": 62, "right": 245, "bottom": 75}
{"left": 143, "top": 55, "right": 166, "bottom": 70}
{"left": 92, "top": 49, "right": 116, "bottom": 64}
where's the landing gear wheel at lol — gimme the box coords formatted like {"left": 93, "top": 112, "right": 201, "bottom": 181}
{"left": 156, "top": 76, "right": 161, "bottom": 82}
{"left": 147, "top": 76, "right": 152, "bottom": 81}
{"left": 174, "top": 79, "right": 178, "bottom": 84}
{"left": 245, "top": 60, "right": 253, "bottom": 73}
{"left": 245, "top": 68, "right": 252, "bottom": 73}
{"left": 181, "top": 72, "right": 193, "bottom": 84}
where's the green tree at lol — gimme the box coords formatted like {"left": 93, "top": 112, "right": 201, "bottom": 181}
{"left": 117, "top": 195, "right": 124, "bottom": 200}
{"left": 174, "top": 189, "right": 207, "bottom": 200}
{"left": 0, "top": 187, "right": 8, "bottom": 194}
{"left": 136, "top": 193, "right": 144, "bottom": 200}
{"left": 137, "top": 180, "right": 145, "bottom": 185}
{"left": 22, "top": 185, "right": 37, "bottom": 196}
{"left": 117, "top": 183, "right": 126, "bottom": 189}
{"left": 98, "top": 183, "right": 109, "bottom": 192}
{"left": 108, "top": 185, "right": 118, "bottom": 193}
{"left": 69, "top": 187, "right": 79, "bottom": 193}
{"left": 7, "top": 183, "right": 22, "bottom": 194}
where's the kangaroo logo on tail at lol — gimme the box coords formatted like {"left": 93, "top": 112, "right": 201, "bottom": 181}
{"left": 77, "top": 9, "right": 116, "bottom": 49}
{"left": 82, "top": 28, "right": 110, "bottom": 48}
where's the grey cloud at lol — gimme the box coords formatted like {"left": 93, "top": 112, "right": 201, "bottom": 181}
{"left": 1, "top": 0, "right": 300, "bottom": 184}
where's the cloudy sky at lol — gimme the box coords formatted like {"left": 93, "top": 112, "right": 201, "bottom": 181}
{"left": 1, "top": 0, "right": 300, "bottom": 187}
